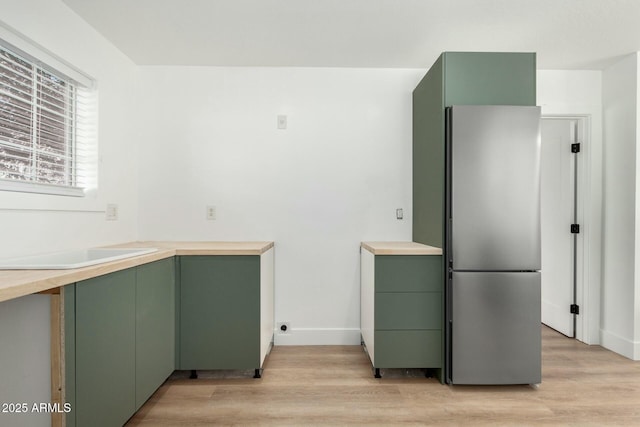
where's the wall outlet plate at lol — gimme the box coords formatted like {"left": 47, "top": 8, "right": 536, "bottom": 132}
{"left": 206, "top": 205, "right": 216, "bottom": 220}
{"left": 396, "top": 208, "right": 403, "bottom": 220}
{"left": 106, "top": 204, "right": 118, "bottom": 221}
{"left": 277, "top": 322, "right": 290, "bottom": 334}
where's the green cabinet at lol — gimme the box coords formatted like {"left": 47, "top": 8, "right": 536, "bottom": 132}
{"left": 361, "top": 245, "right": 443, "bottom": 381}
{"left": 65, "top": 258, "right": 176, "bottom": 427}
{"left": 412, "top": 52, "right": 537, "bottom": 384}
{"left": 177, "top": 253, "right": 274, "bottom": 373}
{"left": 63, "top": 249, "right": 273, "bottom": 425}
{"left": 412, "top": 52, "right": 536, "bottom": 249}
{"left": 135, "top": 258, "right": 175, "bottom": 409}
{"left": 75, "top": 268, "right": 137, "bottom": 427}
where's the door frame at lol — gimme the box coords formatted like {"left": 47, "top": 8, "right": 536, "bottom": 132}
{"left": 541, "top": 114, "right": 600, "bottom": 344}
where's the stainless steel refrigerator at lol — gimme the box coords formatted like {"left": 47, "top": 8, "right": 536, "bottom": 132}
{"left": 445, "top": 105, "right": 542, "bottom": 385}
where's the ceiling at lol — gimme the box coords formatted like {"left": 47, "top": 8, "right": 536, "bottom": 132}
{"left": 61, "top": 0, "right": 640, "bottom": 69}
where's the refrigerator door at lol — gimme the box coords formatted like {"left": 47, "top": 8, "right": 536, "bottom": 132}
{"left": 450, "top": 105, "right": 541, "bottom": 271}
{"left": 451, "top": 271, "right": 541, "bottom": 384}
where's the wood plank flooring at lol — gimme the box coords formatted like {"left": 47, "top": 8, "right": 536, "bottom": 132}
{"left": 127, "top": 326, "right": 640, "bottom": 426}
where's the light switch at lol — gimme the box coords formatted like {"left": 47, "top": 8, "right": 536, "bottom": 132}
{"left": 396, "top": 208, "right": 403, "bottom": 220}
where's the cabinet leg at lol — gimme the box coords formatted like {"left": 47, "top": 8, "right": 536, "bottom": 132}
{"left": 374, "top": 368, "right": 381, "bottom": 379}
{"left": 253, "top": 368, "right": 262, "bottom": 379}
{"left": 189, "top": 370, "right": 198, "bottom": 379}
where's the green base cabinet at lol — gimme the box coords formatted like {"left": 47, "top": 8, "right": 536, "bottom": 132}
{"left": 177, "top": 249, "right": 274, "bottom": 372}
{"left": 74, "top": 268, "right": 137, "bottom": 427}
{"left": 65, "top": 258, "right": 176, "bottom": 427}
{"left": 361, "top": 245, "right": 443, "bottom": 381}
{"left": 135, "top": 258, "right": 176, "bottom": 409}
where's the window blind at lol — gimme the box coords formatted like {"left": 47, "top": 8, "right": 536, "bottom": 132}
{"left": 0, "top": 40, "right": 96, "bottom": 196}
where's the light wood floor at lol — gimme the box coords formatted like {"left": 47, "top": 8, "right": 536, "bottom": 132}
{"left": 127, "top": 326, "right": 640, "bottom": 426}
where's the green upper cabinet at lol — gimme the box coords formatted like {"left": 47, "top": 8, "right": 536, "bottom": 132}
{"left": 443, "top": 52, "right": 536, "bottom": 107}
{"left": 74, "top": 269, "right": 137, "bottom": 427}
{"left": 135, "top": 258, "right": 176, "bottom": 410}
{"left": 412, "top": 52, "right": 536, "bottom": 248}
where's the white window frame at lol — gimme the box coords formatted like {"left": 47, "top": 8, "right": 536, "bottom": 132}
{"left": 0, "top": 22, "right": 96, "bottom": 197}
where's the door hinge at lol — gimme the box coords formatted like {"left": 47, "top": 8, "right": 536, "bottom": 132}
{"left": 571, "top": 224, "right": 580, "bottom": 233}
{"left": 571, "top": 143, "right": 581, "bottom": 153}
{"left": 570, "top": 304, "right": 580, "bottom": 315}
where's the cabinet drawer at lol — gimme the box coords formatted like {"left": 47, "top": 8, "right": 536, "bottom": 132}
{"left": 375, "top": 292, "right": 441, "bottom": 330}
{"left": 375, "top": 255, "right": 442, "bottom": 292}
{"left": 374, "top": 330, "right": 441, "bottom": 368}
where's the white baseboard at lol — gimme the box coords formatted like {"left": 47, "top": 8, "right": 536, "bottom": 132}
{"left": 273, "top": 328, "right": 361, "bottom": 345}
{"left": 600, "top": 329, "right": 640, "bottom": 360}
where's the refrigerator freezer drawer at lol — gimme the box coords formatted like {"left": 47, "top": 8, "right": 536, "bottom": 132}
{"left": 451, "top": 271, "right": 541, "bottom": 385}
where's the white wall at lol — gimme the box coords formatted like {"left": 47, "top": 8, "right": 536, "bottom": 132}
{"left": 537, "top": 70, "right": 603, "bottom": 345}
{"left": 601, "top": 53, "right": 639, "bottom": 359}
{"left": 137, "top": 66, "right": 425, "bottom": 344}
{"left": 0, "top": 0, "right": 142, "bottom": 423}
{"left": 0, "top": 0, "right": 140, "bottom": 259}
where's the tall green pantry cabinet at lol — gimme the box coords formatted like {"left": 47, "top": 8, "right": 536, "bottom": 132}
{"left": 412, "top": 52, "right": 537, "bottom": 383}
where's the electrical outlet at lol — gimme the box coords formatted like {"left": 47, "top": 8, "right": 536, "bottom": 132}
{"left": 277, "top": 115, "right": 287, "bottom": 130}
{"left": 206, "top": 205, "right": 216, "bottom": 220}
{"left": 277, "top": 322, "right": 290, "bottom": 334}
{"left": 106, "top": 204, "right": 118, "bottom": 221}
{"left": 396, "top": 208, "right": 404, "bottom": 220}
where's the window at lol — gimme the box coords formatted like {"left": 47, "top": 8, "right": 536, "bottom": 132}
{"left": 0, "top": 40, "right": 95, "bottom": 196}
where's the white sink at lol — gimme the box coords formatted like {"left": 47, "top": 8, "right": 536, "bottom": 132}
{"left": 0, "top": 248, "right": 158, "bottom": 270}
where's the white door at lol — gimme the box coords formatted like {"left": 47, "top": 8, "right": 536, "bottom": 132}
{"left": 541, "top": 118, "right": 577, "bottom": 337}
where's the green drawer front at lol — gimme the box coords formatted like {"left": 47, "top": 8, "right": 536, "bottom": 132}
{"left": 375, "top": 292, "right": 441, "bottom": 330}
{"left": 374, "top": 330, "right": 442, "bottom": 368}
{"left": 375, "top": 255, "right": 442, "bottom": 292}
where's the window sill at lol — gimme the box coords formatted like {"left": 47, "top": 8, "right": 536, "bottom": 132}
{"left": 0, "top": 179, "right": 85, "bottom": 197}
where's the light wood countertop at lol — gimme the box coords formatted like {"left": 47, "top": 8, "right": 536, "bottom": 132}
{"left": 0, "top": 241, "right": 274, "bottom": 303}
{"left": 111, "top": 241, "right": 274, "bottom": 255}
{"left": 361, "top": 241, "right": 442, "bottom": 255}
